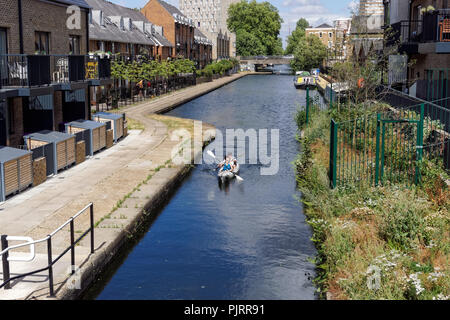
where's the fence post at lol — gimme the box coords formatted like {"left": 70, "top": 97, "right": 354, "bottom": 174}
{"left": 329, "top": 119, "right": 338, "bottom": 188}
{"left": 70, "top": 219, "right": 75, "bottom": 275}
{"left": 306, "top": 87, "right": 310, "bottom": 125}
{"left": 90, "top": 203, "right": 95, "bottom": 254}
{"left": 375, "top": 114, "right": 381, "bottom": 186}
{"left": 329, "top": 82, "right": 333, "bottom": 109}
{"left": 1, "top": 235, "right": 11, "bottom": 289}
{"left": 47, "top": 237, "right": 54, "bottom": 297}
{"left": 415, "top": 103, "right": 425, "bottom": 185}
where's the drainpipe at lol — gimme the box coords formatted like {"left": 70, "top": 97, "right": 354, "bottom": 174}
{"left": 18, "top": 0, "right": 24, "bottom": 54}
{"left": 85, "top": 9, "right": 90, "bottom": 53}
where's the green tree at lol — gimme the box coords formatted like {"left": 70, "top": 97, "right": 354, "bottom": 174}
{"left": 235, "top": 29, "right": 265, "bottom": 56}
{"left": 285, "top": 18, "right": 310, "bottom": 54}
{"left": 227, "top": 0, "right": 283, "bottom": 56}
{"left": 290, "top": 35, "right": 327, "bottom": 72}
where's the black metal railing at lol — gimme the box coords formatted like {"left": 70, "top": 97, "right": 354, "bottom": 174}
{"left": 0, "top": 203, "right": 95, "bottom": 297}
{"left": 50, "top": 55, "right": 85, "bottom": 83}
{"left": 0, "top": 54, "right": 51, "bottom": 88}
{"left": 388, "top": 11, "right": 450, "bottom": 46}
{"left": 85, "top": 55, "right": 111, "bottom": 80}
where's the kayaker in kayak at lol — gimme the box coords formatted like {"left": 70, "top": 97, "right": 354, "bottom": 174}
{"left": 221, "top": 159, "right": 232, "bottom": 172}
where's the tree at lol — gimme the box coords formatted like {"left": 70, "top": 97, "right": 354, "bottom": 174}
{"left": 290, "top": 35, "right": 327, "bottom": 72}
{"left": 227, "top": 0, "right": 283, "bottom": 56}
{"left": 235, "top": 29, "right": 265, "bottom": 56}
{"left": 285, "top": 18, "right": 310, "bottom": 55}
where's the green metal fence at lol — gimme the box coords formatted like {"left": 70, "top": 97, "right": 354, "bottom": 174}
{"left": 329, "top": 99, "right": 450, "bottom": 188}
{"left": 305, "top": 87, "right": 328, "bottom": 125}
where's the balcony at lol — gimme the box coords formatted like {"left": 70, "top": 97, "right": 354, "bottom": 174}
{"left": 0, "top": 54, "right": 112, "bottom": 94}
{"left": 388, "top": 11, "right": 450, "bottom": 54}
{"left": 0, "top": 55, "right": 51, "bottom": 89}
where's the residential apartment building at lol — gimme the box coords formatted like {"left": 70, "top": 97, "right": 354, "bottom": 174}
{"left": 193, "top": 28, "right": 213, "bottom": 69}
{"left": 306, "top": 23, "right": 336, "bottom": 50}
{"left": 306, "top": 20, "right": 351, "bottom": 65}
{"left": 87, "top": 0, "right": 173, "bottom": 61}
{"left": 141, "top": 0, "right": 196, "bottom": 59}
{"left": 384, "top": 0, "right": 450, "bottom": 101}
{"left": 179, "top": 0, "right": 238, "bottom": 59}
{"left": 0, "top": 0, "right": 92, "bottom": 148}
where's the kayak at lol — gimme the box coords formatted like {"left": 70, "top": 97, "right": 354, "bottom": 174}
{"left": 218, "top": 163, "right": 240, "bottom": 181}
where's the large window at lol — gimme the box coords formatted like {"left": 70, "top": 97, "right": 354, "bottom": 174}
{"left": 35, "top": 31, "right": 50, "bottom": 54}
{"left": 69, "top": 35, "right": 80, "bottom": 54}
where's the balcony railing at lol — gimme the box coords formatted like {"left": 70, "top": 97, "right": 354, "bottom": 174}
{"left": 50, "top": 55, "right": 85, "bottom": 83}
{"left": 0, "top": 54, "right": 51, "bottom": 88}
{"left": 0, "top": 54, "right": 112, "bottom": 89}
{"left": 86, "top": 55, "right": 111, "bottom": 80}
{"left": 388, "top": 11, "right": 450, "bottom": 46}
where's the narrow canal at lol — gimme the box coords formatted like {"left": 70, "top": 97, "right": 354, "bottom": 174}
{"left": 89, "top": 73, "right": 320, "bottom": 300}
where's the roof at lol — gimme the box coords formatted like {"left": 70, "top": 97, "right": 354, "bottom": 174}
{"left": 316, "top": 23, "right": 333, "bottom": 28}
{"left": 24, "top": 130, "right": 75, "bottom": 144}
{"left": 157, "top": 0, "right": 194, "bottom": 26}
{"left": 157, "top": 0, "right": 184, "bottom": 17}
{"left": 93, "top": 112, "right": 123, "bottom": 120}
{"left": 66, "top": 119, "right": 106, "bottom": 130}
{"left": 0, "top": 147, "right": 31, "bottom": 164}
{"left": 87, "top": 0, "right": 172, "bottom": 46}
{"left": 51, "top": 0, "right": 90, "bottom": 9}
{"left": 194, "top": 29, "right": 212, "bottom": 45}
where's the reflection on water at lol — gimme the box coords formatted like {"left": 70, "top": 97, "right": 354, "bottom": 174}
{"left": 94, "top": 75, "right": 320, "bottom": 300}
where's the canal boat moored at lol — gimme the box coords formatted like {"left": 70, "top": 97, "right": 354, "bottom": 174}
{"left": 293, "top": 71, "right": 316, "bottom": 89}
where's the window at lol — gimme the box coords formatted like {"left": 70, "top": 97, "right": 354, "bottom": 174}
{"left": 198, "top": 21, "right": 200, "bottom": 27}
{"left": 0, "top": 28, "right": 7, "bottom": 55}
{"left": 329, "top": 32, "right": 332, "bottom": 38}
{"left": 319, "top": 32, "right": 322, "bottom": 38}
{"left": 35, "top": 31, "right": 50, "bottom": 54}
{"left": 69, "top": 35, "right": 80, "bottom": 55}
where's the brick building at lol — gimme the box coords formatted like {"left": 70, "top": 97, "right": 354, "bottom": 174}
{"left": 193, "top": 28, "right": 212, "bottom": 69}
{"left": 384, "top": 0, "right": 450, "bottom": 101}
{"left": 86, "top": 0, "right": 173, "bottom": 60}
{"left": 0, "top": 0, "right": 91, "bottom": 148}
{"left": 141, "top": 0, "right": 195, "bottom": 59}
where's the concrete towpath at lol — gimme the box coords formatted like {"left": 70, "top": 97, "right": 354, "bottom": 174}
{"left": 0, "top": 72, "right": 249, "bottom": 300}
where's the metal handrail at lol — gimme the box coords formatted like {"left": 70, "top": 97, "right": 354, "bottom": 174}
{"left": 0, "top": 203, "right": 94, "bottom": 296}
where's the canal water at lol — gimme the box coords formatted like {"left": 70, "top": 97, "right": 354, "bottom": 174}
{"left": 91, "top": 74, "right": 320, "bottom": 300}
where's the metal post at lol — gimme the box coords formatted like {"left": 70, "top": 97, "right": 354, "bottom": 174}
{"left": 329, "top": 82, "right": 333, "bottom": 109}
{"left": 70, "top": 220, "right": 75, "bottom": 274}
{"left": 306, "top": 87, "right": 310, "bottom": 125}
{"left": 415, "top": 103, "right": 425, "bottom": 185}
{"left": 329, "top": 119, "right": 338, "bottom": 188}
{"left": 1, "top": 235, "right": 11, "bottom": 289}
{"left": 47, "top": 237, "right": 54, "bottom": 297}
{"left": 375, "top": 114, "right": 381, "bottom": 186}
{"left": 380, "top": 122, "right": 386, "bottom": 184}
{"left": 90, "top": 204, "right": 94, "bottom": 254}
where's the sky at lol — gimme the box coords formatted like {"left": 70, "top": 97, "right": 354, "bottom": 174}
{"left": 108, "top": 0, "right": 357, "bottom": 47}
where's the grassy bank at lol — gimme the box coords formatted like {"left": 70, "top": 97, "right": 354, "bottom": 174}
{"left": 294, "top": 105, "right": 450, "bottom": 300}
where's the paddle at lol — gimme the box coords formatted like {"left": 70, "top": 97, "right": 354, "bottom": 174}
{"left": 207, "top": 150, "right": 244, "bottom": 182}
